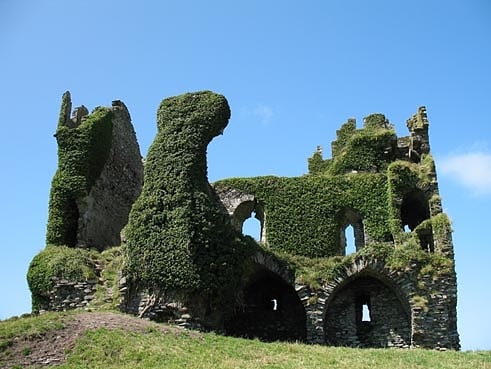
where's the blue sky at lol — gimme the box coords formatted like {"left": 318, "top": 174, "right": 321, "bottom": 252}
{"left": 1, "top": 1, "right": 490, "bottom": 350}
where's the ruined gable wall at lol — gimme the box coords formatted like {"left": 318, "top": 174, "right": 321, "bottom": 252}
{"left": 77, "top": 100, "right": 143, "bottom": 249}
{"left": 45, "top": 92, "right": 143, "bottom": 250}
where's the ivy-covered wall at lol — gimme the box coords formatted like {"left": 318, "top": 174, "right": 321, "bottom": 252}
{"left": 46, "top": 91, "right": 113, "bottom": 246}
{"left": 122, "top": 91, "right": 255, "bottom": 322}
{"left": 28, "top": 92, "right": 142, "bottom": 311}
{"left": 214, "top": 108, "right": 459, "bottom": 349}
{"left": 215, "top": 173, "right": 391, "bottom": 257}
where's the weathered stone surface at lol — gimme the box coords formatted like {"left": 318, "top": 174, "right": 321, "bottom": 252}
{"left": 77, "top": 100, "right": 143, "bottom": 250}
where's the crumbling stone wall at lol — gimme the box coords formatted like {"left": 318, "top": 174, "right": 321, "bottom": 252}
{"left": 40, "top": 277, "right": 98, "bottom": 312}
{"left": 324, "top": 276, "right": 411, "bottom": 348}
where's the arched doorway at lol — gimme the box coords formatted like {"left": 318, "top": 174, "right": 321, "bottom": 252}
{"left": 225, "top": 266, "right": 306, "bottom": 342}
{"left": 324, "top": 274, "right": 411, "bottom": 348}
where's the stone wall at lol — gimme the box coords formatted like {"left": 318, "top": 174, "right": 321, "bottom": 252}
{"left": 39, "top": 277, "right": 97, "bottom": 313}
{"left": 119, "top": 278, "right": 203, "bottom": 330}
{"left": 77, "top": 100, "right": 143, "bottom": 250}
{"left": 324, "top": 276, "right": 411, "bottom": 348}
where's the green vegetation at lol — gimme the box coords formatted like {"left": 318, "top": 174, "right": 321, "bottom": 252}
{"left": 27, "top": 245, "right": 128, "bottom": 313}
{"left": 309, "top": 114, "right": 396, "bottom": 175}
{"left": 215, "top": 173, "right": 392, "bottom": 257}
{"left": 47, "top": 92, "right": 113, "bottom": 247}
{"left": 27, "top": 245, "right": 97, "bottom": 312}
{"left": 270, "top": 241, "right": 452, "bottom": 290}
{"left": 1, "top": 312, "right": 489, "bottom": 369}
{"left": 63, "top": 330, "right": 490, "bottom": 369}
{"left": 123, "top": 92, "right": 255, "bottom": 317}
{"left": 0, "top": 311, "right": 71, "bottom": 353}
{"left": 91, "top": 247, "right": 124, "bottom": 310}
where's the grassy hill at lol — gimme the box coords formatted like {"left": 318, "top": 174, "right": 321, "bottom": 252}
{"left": 1, "top": 311, "right": 490, "bottom": 369}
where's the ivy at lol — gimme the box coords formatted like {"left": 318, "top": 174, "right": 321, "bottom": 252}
{"left": 215, "top": 173, "right": 391, "bottom": 258}
{"left": 309, "top": 114, "right": 396, "bottom": 176}
{"left": 123, "top": 91, "right": 255, "bottom": 317}
{"left": 46, "top": 102, "right": 113, "bottom": 247}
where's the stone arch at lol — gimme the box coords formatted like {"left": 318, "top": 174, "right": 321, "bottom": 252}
{"left": 339, "top": 208, "right": 365, "bottom": 255}
{"left": 232, "top": 200, "right": 265, "bottom": 242}
{"left": 214, "top": 187, "right": 266, "bottom": 243}
{"left": 322, "top": 260, "right": 412, "bottom": 348}
{"left": 224, "top": 255, "right": 306, "bottom": 342}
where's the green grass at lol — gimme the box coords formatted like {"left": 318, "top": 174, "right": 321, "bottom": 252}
{"left": 91, "top": 247, "right": 123, "bottom": 310}
{"left": 1, "top": 312, "right": 490, "bottom": 369}
{"left": 60, "top": 330, "right": 491, "bottom": 369}
{"left": 0, "top": 311, "right": 71, "bottom": 351}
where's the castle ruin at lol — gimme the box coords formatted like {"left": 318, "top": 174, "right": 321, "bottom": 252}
{"left": 27, "top": 91, "right": 459, "bottom": 350}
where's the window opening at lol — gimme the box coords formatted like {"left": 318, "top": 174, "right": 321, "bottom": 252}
{"left": 243, "top": 211, "right": 261, "bottom": 241}
{"left": 362, "top": 303, "right": 371, "bottom": 322}
{"left": 345, "top": 225, "right": 356, "bottom": 255}
{"left": 271, "top": 299, "right": 278, "bottom": 311}
{"left": 401, "top": 190, "right": 430, "bottom": 231}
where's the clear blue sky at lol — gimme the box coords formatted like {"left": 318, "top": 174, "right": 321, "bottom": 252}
{"left": 1, "top": 0, "right": 490, "bottom": 351}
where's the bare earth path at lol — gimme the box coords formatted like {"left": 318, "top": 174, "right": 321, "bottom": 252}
{"left": 2, "top": 311, "right": 180, "bottom": 368}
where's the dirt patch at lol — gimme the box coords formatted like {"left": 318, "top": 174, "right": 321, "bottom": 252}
{"left": 1, "top": 311, "right": 186, "bottom": 368}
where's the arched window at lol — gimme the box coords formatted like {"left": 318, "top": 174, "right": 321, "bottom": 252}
{"left": 243, "top": 211, "right": 262, "bottom": 241}
{"left": 224, "top": 267, "right": 306, "bottom": 342}
{"left": 340, "top": 209, "right": 365, "bottom": 255}
{"left": 344, "top": 225, "right": 356, "bottom": 255}
{"left": 231, "top": 201, "right": 265, "bottom": 243}
{"left": 325, "top": 275, "right": 411, "bottom": 348}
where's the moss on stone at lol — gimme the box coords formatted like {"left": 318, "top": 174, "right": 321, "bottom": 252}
{"left": 27, "top": 245, "right": 97, "bottom": 312}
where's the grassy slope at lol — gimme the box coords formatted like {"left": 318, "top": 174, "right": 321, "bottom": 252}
{"left": 1, "top": 312, "right": 490, "bottom": 369}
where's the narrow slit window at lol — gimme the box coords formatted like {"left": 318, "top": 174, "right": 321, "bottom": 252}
{"left": 362, "top": 303, "right": 371, "bottom": 322}
{"left": 271, "top": 299, "right": 278, "bottom": 311}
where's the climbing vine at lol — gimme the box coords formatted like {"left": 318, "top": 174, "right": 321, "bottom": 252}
{"left": 215, "top": 173, "right": 391, "bottom": 258}
{"left": 46, "top": 99, "right": 113, "bottom": 247}
{"left": 123, "top": 91, "right": 255, "bottom": 316}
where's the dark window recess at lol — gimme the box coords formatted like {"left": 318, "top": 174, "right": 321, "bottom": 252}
{"left": 417, "top": 227, "right": 435, "bottom": 253}
{"left": 401, "top": 190, "right": 430, "bottom": 231}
